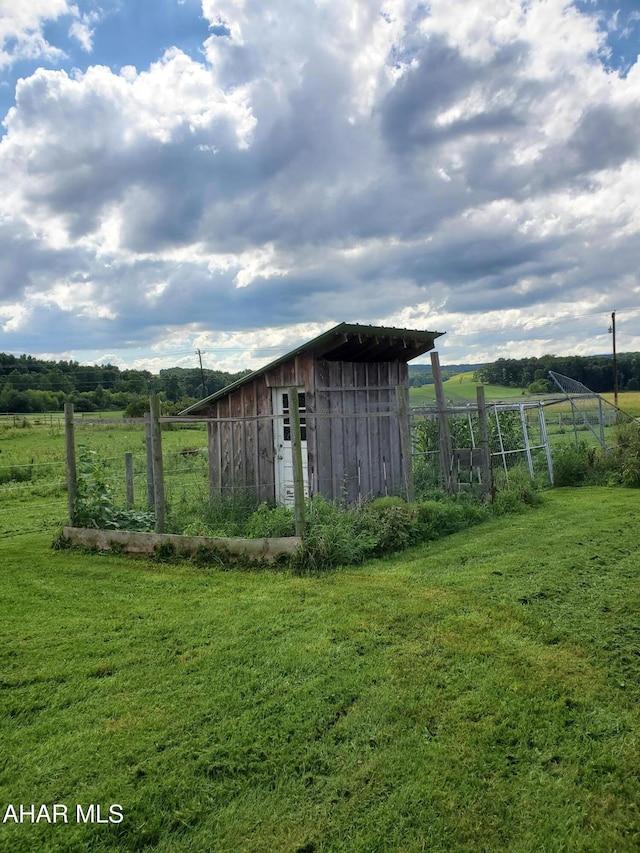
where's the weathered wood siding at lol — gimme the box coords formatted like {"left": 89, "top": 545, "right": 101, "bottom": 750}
{"left": 313, "top": 360, "right": 408, "bottom": 503}
{"left": 204, "top": 374, "right": 274, "bottom": 502}
{"left": 200, "top": 355, "right": 409, "bottom": 505}
{"left": 203, "top": 354, "right": 316, "bottom": 503}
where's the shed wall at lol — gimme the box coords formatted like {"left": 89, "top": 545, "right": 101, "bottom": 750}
{"left": 202, "top": 356, "right": 409, "bottom": 505}
{"left": 313, "top": 360, "right": 407, "bottom": 502}
{"left": 205, "top": 354, "right": 316, "bottom": 503}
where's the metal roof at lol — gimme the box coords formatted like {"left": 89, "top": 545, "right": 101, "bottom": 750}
{"left": 179, "top": 321, "right": 444, "bottom": 414}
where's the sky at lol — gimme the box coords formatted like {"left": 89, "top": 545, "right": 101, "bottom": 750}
{"left": 1, "top": 0, "right": 639, "bottom": 374}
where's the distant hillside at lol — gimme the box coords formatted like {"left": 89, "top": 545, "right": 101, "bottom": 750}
{"left": 476, "top": 353, "right": 640, "bottom": 394}
{"left": 407, "top": 362, "right": 484, "bottom": 387}
{"left": 410, "top": 354, "right": 640, "bottom": 395}
{"left": 0, "top": 352, "right": 248, "bottom": 414}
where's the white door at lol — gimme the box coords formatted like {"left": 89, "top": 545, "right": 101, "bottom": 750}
{"left": 273, "top": 388, "right": 309, "bottom": 506}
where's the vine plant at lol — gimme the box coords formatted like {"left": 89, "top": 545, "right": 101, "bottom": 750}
{"left": 72, "top": 450, "right": 154, "bottom": 531}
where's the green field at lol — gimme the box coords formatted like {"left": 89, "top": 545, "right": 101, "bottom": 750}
{"left": 1, "top": 489, "right": 639, "bottom": 851}
{"left": 410, "top": 372, "right": 536, "bottom": 405}
{"left": 0, "top": 418, "right": 209, "bottom": 540}
{"left": 410, "top": 375, "right": 640, "bottom": 417}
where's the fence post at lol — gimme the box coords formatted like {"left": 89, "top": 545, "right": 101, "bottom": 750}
{"left": 149, "top": 394, "right": 165, "bottom": 533}
{"left": 476, "top": 386, "right": 492, "bottom": 500}
{"left": 64, "top": 402, "right": 77, "bottom": 525}
{"left": 289, "top": 387, "right": 306, "bottom": 538}
{"left": 430, "top": 351, "right": 456, "bottom": 494}
{"left": 144, "top": 413, "right": 155, "bottom": 509}
{"left": 396, "top": 385, "right": 415, "bottom": 502}
{"left": 125, "top": 452, "right": 135, "bottom": 508}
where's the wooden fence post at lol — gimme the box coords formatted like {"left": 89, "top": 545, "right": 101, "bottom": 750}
{"left": 64, "top": 402, "right": 77, "bottom": 524}
{"left": 289, "top": 387, "right": 306, "bottom": 538}
{"left": 430, "top": 352, "right": 456, "bottom": 494}
{"left": 149, "top": 395, "right": 165, "bottom": 533}
{"left": 144, "top": 413, "right": 154, "bottom": 510}
{"left": 476, "top": 386, "right": 492, "bottom": 500}
{"left": 125, "top": 452, "right": 135, "bottom": 508}
{"left": 396, "top": 385, "right": 415, "bottom": 502}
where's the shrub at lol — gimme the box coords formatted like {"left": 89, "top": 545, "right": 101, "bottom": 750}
{"left": 246, "top": 503, "right": 296, "bottom": 538}
{"left": 124, "top": 397, "right": 149, "bottom": 418}
{"left": 0, "top": 465, "right": 33, "bottom": 485}
{"left": 170, "top": 491, "right": 259, "bottom": 538}
{"left": 551, "top": 441, "right": 593, "bottom": 486}
{"left": 294, "top": 493, "right": 496, "bottom": 572}
{"left": 492, "top": 464, "right": 543, "bottom": 514}
{"left": 73, "top": 450, "right": 154, "bottom": 531}
{"left": 612, "top": 422, "right": 640, "bottom": 487}
{"left": 357, "top": 501, "right": 423, "bottom": 555}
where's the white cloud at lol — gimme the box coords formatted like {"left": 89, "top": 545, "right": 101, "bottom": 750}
{"left": 1, "top": 0, "right": 640, "bottom": 366}
{"left": 0, "top": 0, "right": 73, "bottom": 69}
{"left": 68, "top": 5, "right": 102, "bottom": 53}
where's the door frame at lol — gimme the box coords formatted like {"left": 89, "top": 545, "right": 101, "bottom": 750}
{"left": 272, "top": 387, "right": 309, "bottom": 505}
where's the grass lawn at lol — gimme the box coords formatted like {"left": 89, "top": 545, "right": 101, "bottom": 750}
{"left": 1, "top": 488, "right": 639, "bottom": 851}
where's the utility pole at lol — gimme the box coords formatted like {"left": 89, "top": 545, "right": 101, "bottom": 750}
{"left": 608, "top": 312, "right": 618, "bottom": 408}
{"left": 196, "top": 349, "right": 208, "bottom": 399}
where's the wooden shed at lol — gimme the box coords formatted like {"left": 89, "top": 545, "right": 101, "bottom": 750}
{"left": 180, "top": 322, "right": 443, "bottom": 505}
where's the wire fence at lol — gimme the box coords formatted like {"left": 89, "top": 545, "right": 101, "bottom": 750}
{"left": 1, "top": 383, "right": 636, "bottom": 538}
{"left": 410, "top": 400, "right": 554, "bottom": 490}
{"left": 0, "top": 415, "right": 210, "bottom": 538}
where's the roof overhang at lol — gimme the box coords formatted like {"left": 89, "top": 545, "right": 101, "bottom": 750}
{"left": 180, "top": 322, "right": 444, "bottom": 414}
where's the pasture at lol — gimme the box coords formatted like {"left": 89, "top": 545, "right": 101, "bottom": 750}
{"left": 409, "top": 375, "right": 640, "bottom": 418}
{"left": 410, "top": 372, "right": 526, "bottom": 405}
{"left": 0, "top": 416, "right": 209, "bottom": 540}
{"left": 1, "top": 489, "right": 639, "bottom": 851}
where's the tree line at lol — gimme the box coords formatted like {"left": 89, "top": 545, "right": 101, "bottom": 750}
{"left": 475, "top": 353, "right": 640, "bottom": 394}
{"left": 0, "top": 353, "right": 250, "bottom": 413}
{"left": 3, "top": 349, "right": 639, "bottom": 414}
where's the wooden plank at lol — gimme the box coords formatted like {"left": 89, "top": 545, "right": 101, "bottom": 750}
{"left": 242, "top": 382, "right": 258, "bottom": 499}
{"left": 144, "top": 414, "right": 154, "bottom": 509}
{"left": 64, "top": 402, "right": 77, "bottom": 524}
{"left": 63, "top": 527, "right": 301, "bottom": 562}
{"left": 230, "top": 389, "right": 243, "bottom": 493}
{"left": 314, "top": 385, "right": 399, "bottom": 392}
{"left": 387, "top": 363, "right": 402, "bottom": 495}
{"left": 164, "top": 411, "right": 398, "bottom": 424}
{"left": 329, "top": 362, "right": 344, "bottom": 501}
{"left": 355, "top": 362, "right": 370, "bottom": 500}
{"left": 396, "top": 385, "right": 414, "bottom": 501}
{"left": 476, "top": 386, "right": 492, "bottom": 498}
{"left": 125, "top": 452, "right": 134, "bottom": 508}
{"left": 366, "top": 362, "right": 381, "bottom": 496}
{"left": 341, "top": 362, "right": 358, "bottom": 503}
{"left": 377, "top": 364, "right": 392, "bottom": 496}
{"left": 256, "top": 376, "right": 274, "bottom": 503}
{"left": 208, "top": 419, "right": 221, "bottom": 499}
{"left": 302, "top": 357, "right": 318, "bottom": 496}
{"left": 219, "top": 396, "right": 232, "bottom": 494}
{"left": 289, "top": 386, "right": 306, "bottom": 537}
{"left": 149, "top": 394, "right": 166, "bottom": 533}
{"left": 314, "top": 360, "right": 332, "bottom": 500}
{"left": 431, "top": 351, "right": 455, "bottom": 494}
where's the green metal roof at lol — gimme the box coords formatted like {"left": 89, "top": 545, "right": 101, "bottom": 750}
{"left": 179, "top": 321, "right": 444, "bottom": 414}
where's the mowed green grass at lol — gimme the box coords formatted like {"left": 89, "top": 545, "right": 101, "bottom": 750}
{"left": 1, "top": 488, "right": 639, "bottom": 852}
